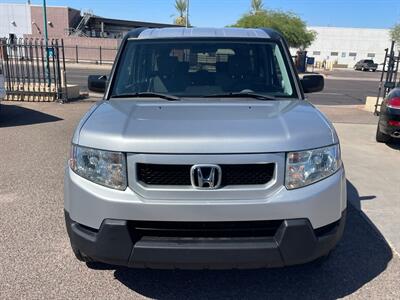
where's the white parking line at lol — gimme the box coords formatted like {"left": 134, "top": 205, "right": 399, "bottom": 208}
{"left": 313, "top": 92, "right": 343, "bottom": 96}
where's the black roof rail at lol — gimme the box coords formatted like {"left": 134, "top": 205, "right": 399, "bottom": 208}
{"left": 125, "top": 27, "right": 148, "bottom": 39}
{"left": 259, "top": 28, "right": 283, "bottom": 40}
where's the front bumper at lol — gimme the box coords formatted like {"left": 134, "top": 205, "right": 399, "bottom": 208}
{"left": 64, "top": 166, "right": 347, "bottom": 230}
{"left": 65, "top": 210, "right": 346, "bottom": 269}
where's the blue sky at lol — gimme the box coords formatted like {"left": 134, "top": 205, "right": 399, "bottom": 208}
{"left": 3, "top": 0, "right": 400, "bottom": 29}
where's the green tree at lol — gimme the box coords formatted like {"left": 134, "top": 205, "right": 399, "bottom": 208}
{"left": 390, "top": 23, "right": 400, "bottom": 44}
{"left": 251, "top": 0, "right": 264, "bottom": 14}
{"left": 173, "top": 0, "right": 188, "bottom": 26}
{"left": 231, "top": 8, "right": 316, "bottom": 49}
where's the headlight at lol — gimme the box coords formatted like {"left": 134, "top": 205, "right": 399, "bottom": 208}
{"left": 285, "top": 144, "right": 341, "bottom": 189}
{"left": 69, "top": 144, "right": 127, "bottom": 190}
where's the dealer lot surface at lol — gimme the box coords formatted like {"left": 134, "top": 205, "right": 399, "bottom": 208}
{"left": 1, "top": 70, "right": 400, "bottom": 299}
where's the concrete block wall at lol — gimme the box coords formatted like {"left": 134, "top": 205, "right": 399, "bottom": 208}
{"left": 61, "top": 36, "right": 119, "bottom": 63}
{"left": 23, "top": 34, "right": 120, "bottom": 63}
{"left": 30, "top": 5, "right": 81, "bottom": 37}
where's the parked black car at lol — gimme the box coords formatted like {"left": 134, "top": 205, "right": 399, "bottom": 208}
{"left": 354, "top": 59, "right": 378, "bottom": 72}
{"left": 376, "top": 88, "right": 400, "bottom": 143}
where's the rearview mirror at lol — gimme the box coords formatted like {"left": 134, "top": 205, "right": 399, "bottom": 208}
{"left": 88, "top": 75, "right": 107, "bottom": 93}
{"left": 300, "top": 74, "right": 324, "bottom": 93}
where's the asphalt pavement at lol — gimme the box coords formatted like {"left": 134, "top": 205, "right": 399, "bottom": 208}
{"left": 1, "top": 69, "right": 399, "bottom": 299}
{"left": 321, "top": 68, "right": 384, "bottom": 80}
{"left": 308, "top": 69, "right": 382, "bottom": 106}
{"left": 308, "top": 79, "right": 379, "bottom": 106}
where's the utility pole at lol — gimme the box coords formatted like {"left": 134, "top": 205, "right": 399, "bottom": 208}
{"left": 186, "top": 0, "right": 189, "bottom": 28}
{"left": 42, "top": 0, "right": 51, "bottom": 86}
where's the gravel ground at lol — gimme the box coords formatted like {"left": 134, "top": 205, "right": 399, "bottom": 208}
{"left": 0, "top": 100, "right": 399, "bottom": 299}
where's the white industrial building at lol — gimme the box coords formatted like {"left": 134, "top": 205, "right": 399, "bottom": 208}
{"left": 0, "top": 3, "right": 32, "bottom": 38}
{"left": 305, "top": 26, "right": 393, "bottom": 68}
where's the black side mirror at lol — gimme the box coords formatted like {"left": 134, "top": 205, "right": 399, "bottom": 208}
{"left": 88, "top": 75, "right": 107, "bottom": 93}
{"left": 301, "top": 74, "right": 324, "bottom": 93}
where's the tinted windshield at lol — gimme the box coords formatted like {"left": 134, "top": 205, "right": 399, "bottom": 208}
{"left": 110, "top": 39, "right": 297, "bottom": 98}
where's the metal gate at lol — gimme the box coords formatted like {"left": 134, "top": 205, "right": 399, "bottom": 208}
{"left": 0, "top": 38, "right": 68, "bottom": 102}
{"left": 374, "top": 41, "right": 400, "bottom": 114}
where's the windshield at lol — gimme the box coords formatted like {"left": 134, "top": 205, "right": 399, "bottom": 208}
{"left": 110, "top": 39, "right": 297, "bottom": 99}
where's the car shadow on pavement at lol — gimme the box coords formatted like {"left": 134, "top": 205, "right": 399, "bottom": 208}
{"left": 0, "top": 104, "right": 62, "bottom": 127}
{"left": 89, "top": 181, "right": 393, "bottom": 299}
{"left": 386, "top": 142, "right": 400, "bottom": 151}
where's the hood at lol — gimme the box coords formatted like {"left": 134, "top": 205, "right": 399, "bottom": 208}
{"left": 76, "top": 99, "right": 337, "bottom": 154}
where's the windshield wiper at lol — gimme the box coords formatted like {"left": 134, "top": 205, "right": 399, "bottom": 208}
{"left": 111, "top": 92, "right": 180, "bottom": 101}
{"left": 205, "top": 92, "right": 276, "bottom": 100}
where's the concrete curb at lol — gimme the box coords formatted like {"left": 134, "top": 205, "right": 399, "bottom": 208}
{"left": 65, "top": 63, "right": 113, "bottom": 70}
{"left": 317, "top": 104, "right": 365, "bottom": 109}
{"left": 364, "top": 96, "right": 382, "bottom": 113}
{"left": 87, "top": 92, "right": 104, "bottom": 99}
{"left": 324, "top": 76, "right": 379, "bottom": 82}
{"left": 298, "top": 73, "right": 326, "bottom": 79}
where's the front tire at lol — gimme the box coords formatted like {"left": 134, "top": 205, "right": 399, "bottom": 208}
{"left": 376, "top": 126, "right": 391, "bottom": 143}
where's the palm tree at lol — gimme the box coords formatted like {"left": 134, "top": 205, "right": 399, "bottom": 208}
{"left": 174, "top": 0, "right": 188, "bottom": 26}
{"left": 251, "top": 0, "right": 264, "bottom": 14}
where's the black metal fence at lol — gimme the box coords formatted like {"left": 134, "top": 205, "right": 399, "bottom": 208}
{"left": 0, "top": 38, "right": 67, "bottom": 102}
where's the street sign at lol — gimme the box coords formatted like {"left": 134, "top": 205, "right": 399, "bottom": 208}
{"left": 307, "top": 57, "right": 315, "bottom": 65}
{"left": 47, "top": 47, "right": 54, "bottom": 58}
